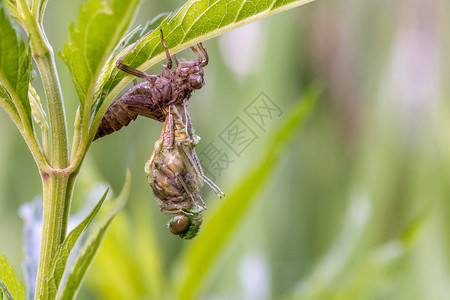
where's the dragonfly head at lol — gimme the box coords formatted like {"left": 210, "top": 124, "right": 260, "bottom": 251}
{"left": 187, "top": 73, "right": 204, "bottom": 90}
{"left": 175, "top": 62, "right": 205, "bottom": 92}
{"left": 168, "top": 213, "right": 203, "bottom": 239}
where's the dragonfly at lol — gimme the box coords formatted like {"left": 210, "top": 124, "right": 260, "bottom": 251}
{"left": 145, "top": 103, "right": 224, "bottom": 239}
{"left": 95, "top": 28, "right": 209, "bottom": 140}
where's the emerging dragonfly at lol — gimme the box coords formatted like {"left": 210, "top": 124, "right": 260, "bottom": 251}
{"left": 145, "top": 103, "right": 224, "bottom": 239}
{"left": 95, "top": 29, "right": 209, "bottom": 140}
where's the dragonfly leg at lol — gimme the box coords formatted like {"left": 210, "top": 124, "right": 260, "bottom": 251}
{"left": 198, "top": 42, "right": 208, "bottom": 67}
{"left": 159, "top": 28, "right": 172, "bottom": 69}
{"left": 116, "top": 28, "right": 173, "bottom": 81}
{"left": 160, "top": 206, "right": 184, "bottom": 215}
{"left": 191, "top": 148, "right": 225, "bottom": 197}
{"left": 173, "top": 53, "right": 180, "bottom": 66}
{"left": 190, "top": 43, "right": 208, "bottom": 67}
{"left": 176, "top": 173, "right": 206, "bottom": 210}
{"left": 116, "top": 30, "right": 155, "bottom": 80}
{"left": 190, "top": 45, "right": 203, "bottom": 62}
{"left": 171, "top": 105, "right": 192, "bottom": 144}
{"left": 180, "top": 144, "right": 224, "bottom": 198}
{"left": 161, "top": 107, "right": 175, "bottom": 150}
{"left": 182, "top": 102, "right": 192, "bottom": 138}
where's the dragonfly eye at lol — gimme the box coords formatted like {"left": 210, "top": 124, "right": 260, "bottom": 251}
{"left": 188, "top": 74, "right": 203, "bottom": 89}
{"left": 169, "top": 215, "right": 190, "bottom": 235}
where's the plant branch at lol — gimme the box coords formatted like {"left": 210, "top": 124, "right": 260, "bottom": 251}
{"left": 0, "top": 78, "right": 51, "bottom": 173}
{"left": 70, "top": 106, "right": 82, "bottom": 161}
{"left": 0, "top": 97, "right": 22, "bottom": 133}
{"left": 13, "top": 1, "right": 72, "bottom": 299}
{"left": 29, "top": 86, "right": 50, "bottom": 161}
{"left": 18, "top": 0, "right": 69, "bottom": 169}
{"left": 35, "top": 174, "right": 70, "bottom": 299}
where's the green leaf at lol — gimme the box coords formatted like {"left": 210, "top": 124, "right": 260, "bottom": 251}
{"left": 288, "top": 195, "right": 372, "bottom": 299}
{"left": 2, "top": 1, "right": 20, "bottom": 24}
{"left": 36, "top": 0, "right": 48, "bottom": 24}
{"left": 173, "top": 85, "right": 321, "bottom": 299}
{"left": 60, "top": 0, "right": 141, "bottom": 105}
{"left": 85, "top": 213, "right": 166, "bottom": 299}
{"left": 0, "top": 280, "right": 14, "bottom": 300}
{"left": 0, "top": 254, "right": 26, "bottom": 300}
{"left": 59, "top": 170, "right": 131, "bottom": 300}
{"left": 28, "top": 84, "right": 48, "bottom": 130}
{"left": 41, "top": 187, "right": 110, "bottom": 299}
{"left": 0, "top": 84, "right": 19, "bottom": 121}
{"left": 110, "top": 13, "right": 170, "bottom": 59}
{"left": 0, "top": 3, "right": 32, "bottom": 125}
{"left": 91, "top": 0, "right": 316, "bottom": 127}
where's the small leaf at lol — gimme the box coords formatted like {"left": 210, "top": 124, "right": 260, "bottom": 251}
{"left": 0, "top": 84, "right": 19, "bottom": 122}
{"left": 110, "top": 13, "right": 170, "bottom": 59}
{"left": 0, "top": 3, "right": 32, "bottom": 125}
{"left": 41, "top": 187, "right": 110, "bottom": 299}
{"left": 0, "top": 280, "right": 15, "bottom": 300}
{"left": 91, "top": 0, "right": 316, "bottom": 126}
{"left": 2, "top": 0, "right": 20, "bottom": 24}
{"left": 0, "top": 254, "right": 26, "bottom": 300}
{"left": 173, "top": 86, "right": 321, "bottom": 299}
{"left": 290, "top": 194, "right": 372, "bottom": 299}
{"left": 28, "top": 84, "right": 48, "bottom": 129}
{"left": 60, "top": 0, "right": 141, "bottom": 106}
{"left": 36, "top": 0, "right": 49, "bottom": 24}
{"left": 58, "top": 170, "right": 131, "bottom": 300}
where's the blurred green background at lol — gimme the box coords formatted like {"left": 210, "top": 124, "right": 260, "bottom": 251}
{"left": 1, "top": 0, "right": 450, "bottom": 299}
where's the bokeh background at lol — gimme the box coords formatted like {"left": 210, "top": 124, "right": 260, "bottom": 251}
{"left": 1, "top": 0, "right": 449, "bottom": 299}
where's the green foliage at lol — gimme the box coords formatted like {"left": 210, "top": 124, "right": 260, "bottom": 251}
{"left": 36, "top": 0, "right": 48, "bottom": 25}
{"left": 0, "top": 85, "right": 15, "bottom": 118}
{"left": 289, "top": 203, "right": 427, "bottom": 300}
{"left": 85, "top": 213, "right": 166, "bottom": 299}
{"left": 0, "top": 3, "right": 31, "bottom": 126}
{"left": 59, "top": 170, "right": 131, "bottom": 299}
{"left": 42, "top": 187, "right": 110, "bottom": 299}
{"left": 61, "top": 0, "right": 141, "bottom": 105}
{"left": 0, "top": 281, "right": 15, "bottom": 300}
{"left": 0, "top": 254, "right": 25, "bottom": 300}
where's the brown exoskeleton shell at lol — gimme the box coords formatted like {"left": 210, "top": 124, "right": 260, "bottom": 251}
{"left": 94, "top": 29, "right": 208, "bottom": 140}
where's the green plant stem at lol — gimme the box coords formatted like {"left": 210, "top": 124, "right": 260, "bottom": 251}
{"left": 19, "top": 0, "right": 69, "bottom": 169}
{"left": 35, "top": 173, "right": 70, "bottom": 299}
{"left": 32, "top": 44, "right": 69, "bottom": 168}
{"left": 42, "top": 126, "right": 50, "bottom": 162}
{"left": 14, "top": 1, "right": 73, "bottom": 298}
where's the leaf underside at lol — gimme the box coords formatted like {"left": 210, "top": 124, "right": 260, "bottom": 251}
{"left": 0, "top": 3, "right": 32, "bottom": 125}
